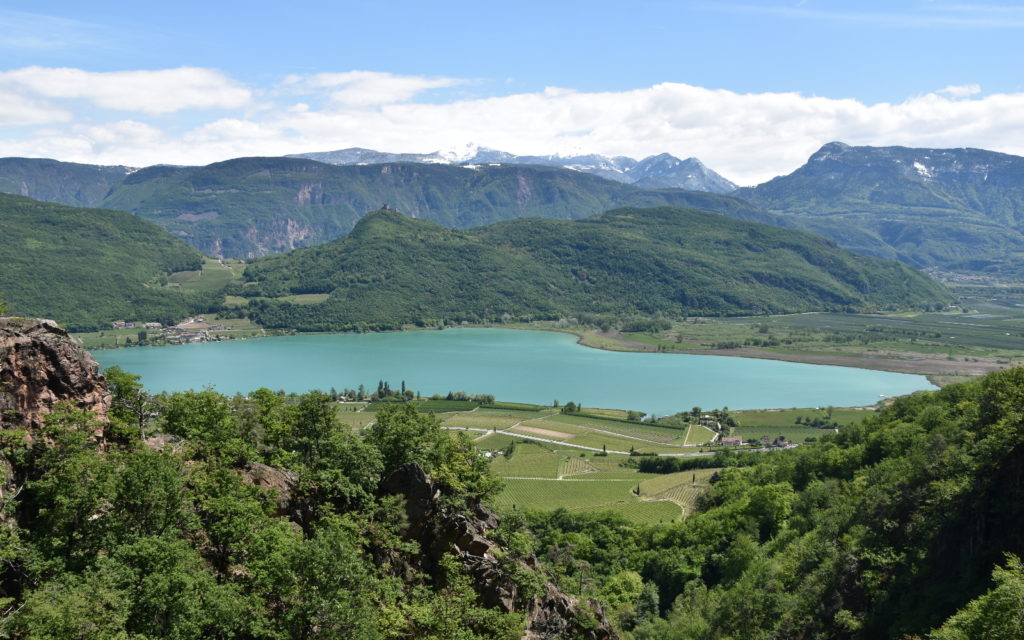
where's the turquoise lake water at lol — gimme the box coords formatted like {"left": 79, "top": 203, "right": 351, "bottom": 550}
{"left": 91, "top": 328, "right": 936, "bottom": 415}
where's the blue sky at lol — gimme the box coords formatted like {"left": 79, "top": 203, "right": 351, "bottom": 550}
{"left": 1, "top": 1, "right": 1023, "bottom": 184}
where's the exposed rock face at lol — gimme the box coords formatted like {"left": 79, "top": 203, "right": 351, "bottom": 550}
{"left": 380, "top": 463, "right": 617, "bottom": 640}
{"left": 239, "top": 461, "right": 297, "bottom": 517}
{"left": 0, "top": 317, "right": 110, "bottom": 431}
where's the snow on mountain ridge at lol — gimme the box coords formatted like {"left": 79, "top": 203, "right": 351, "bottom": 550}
{"left": 287, "top": 147, "right": 738, "bottom": 193}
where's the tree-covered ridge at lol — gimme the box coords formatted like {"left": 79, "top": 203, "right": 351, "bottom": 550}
{"left": 514, "top": 367, "right": 1024, "bottom": 639}
{"left": 240, "top": 207, "right": 953, "bottom": 331}
{"left": 0, "top": 193, "right": 214, "bottom": 331}
{"left": 0, "top": 155, "right": 782, "bottom": 259}
{"left": 0, "top": 157, "right": 131, "bottom": 209}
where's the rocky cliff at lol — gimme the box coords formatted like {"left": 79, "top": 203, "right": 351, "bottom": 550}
{"left": 0, "top": 317, "right": 110, "bottom": 431}
{"left": 380, "top": 463, "right": 617, "bottom": 640}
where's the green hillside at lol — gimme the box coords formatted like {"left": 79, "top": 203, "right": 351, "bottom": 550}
{"left": 0, "top": 194, "right": 214, "bottom": 330}
{"left": 736, "top": 142, "right": 1024, "bottom": 276}
{"left": 240, "top": 206, "right": 953, "bottom": 331}
{"left": 99, "top": 157, "right": 781, "bottom": 258}
{"left": 0, "top": 157, "right": 130, "bottom": 208}
{"left": 0, "top": 156, "right": 788, "bottom": 259}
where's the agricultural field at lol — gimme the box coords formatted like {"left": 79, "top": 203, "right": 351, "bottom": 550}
{"left": 732, "top": 406, "right": 871, "bottom": 427}
{"left": 277, "top": 293, "right": 330, "bottom": 305}
{"left": 684, "top": 423, "right": 716, "bottom": 445}
{"left": 333, "top": 410, "right": 377, "bottom": 430}
{"left": 732, "top": 425, "right": 831, "bottom": 443}
{"left": 482, "top": 438, "right": 703, "bottom": 524}
{"left": 442, "top": 412, "right": 522, "bottom": 431}
{"left": 637, "top": 469, "right": 719, "bottom": 516}
{"left": 490, "top": 477, "right": 682, "bottom": 525}
{"left": 553, "top": 286, "right": 1024, "bottom": 381}
{"left": 489, "top": 442, "right": 563, "bottom": 478}
{"left": 168, "top": 258, "right": 245, "bottom": 293}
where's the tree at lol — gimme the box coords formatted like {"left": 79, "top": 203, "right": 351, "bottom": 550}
{"left": 105, "top": 366, "right": 159, "bottom": 441}
{"left": 929, "top": 554, "right": 1024, "bottom": 640}
{"left": 365, "top": 404, "right": 443, "bottom": 475}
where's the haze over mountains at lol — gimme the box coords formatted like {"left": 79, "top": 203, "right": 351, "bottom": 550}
{"left": 288, "top": 146, "right": 740, "bottom": 193}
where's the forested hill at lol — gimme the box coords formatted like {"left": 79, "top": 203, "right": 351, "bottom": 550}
{"left": 0, "top": 156, "right": 781, "bottom": 259}
{"left": 0, "top": 157, "right": 132, "bottom": 208}
{"left": 0, "top": 193, "right": 214, "bottom": 331}
{"left": 736, "top": 142, "right": 1024, "bottom": 276}
{"left": 240, "top": 207, "right": 953, "bottom": 331}
{"left": 533, "top": 366, "right": 1024, "bottom": 639}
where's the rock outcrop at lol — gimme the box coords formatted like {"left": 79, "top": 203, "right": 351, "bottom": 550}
{"left": 380, "top": 463, "right": 617, "bottom": 640}
{"left": 0, "top": 317, "right": 110, "bottom": 430}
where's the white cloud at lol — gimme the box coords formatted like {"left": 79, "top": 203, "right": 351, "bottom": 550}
{"left": 0, "top": 66, "right": 252, "bottom": 115}
{"left": 938, "top": 84, "right": 982, "bottom": 98}
{"left": 0, "top": 92, "right": 71, "bottom": 126}
{"left": 286, "top": 70, "right": 465, "bottom": 106}
{"left": 4, "top": 69, "right": 1024, "bottom": 185}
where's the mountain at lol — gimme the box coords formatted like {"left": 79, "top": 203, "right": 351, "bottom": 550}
{"left": 288, "top": 146, "right": 739, "bottom": 193}
{"left": 0, "top": 157, "right": 133, "bottom": 208}
{"left": 89, "top": 157, "right": 767, "bottom": 258}
{"left": 628, "top": 153, "right": 738, "bottom": 192}
{"left": 736, "top": 142, "right": 1024, "bottom": 276}
{"left": 0, "top": 193, "right": 212, "bottom": 330}
{"left": 240, "top": 206, "right": 952, "bottom": 331}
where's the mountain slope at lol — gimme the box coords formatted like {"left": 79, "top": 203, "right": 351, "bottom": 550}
{"left": 0, "top": 157, "right": 132, "bottom": 208}
{"left": 736, "top": 142, "right": 1024, "bottom": 275}
{"left": 0, "top": 193, "right": 210, "bottom": 330}
{"left": 240, "top": 206, "right": 952, "bottom": 331}
{"left": 94, "top": 157, "right": 765, "bottom": 258}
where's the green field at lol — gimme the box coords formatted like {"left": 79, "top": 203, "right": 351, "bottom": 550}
{"left": 684, "top": 423, "right": 716, "bottom": 445}
{"left": 732, "top": 425, "right": 832, "bottom": 443}
{"left": 490, "top": 478, "right": 682, "bottom": 525}
{"left": 489, "top": 442, "right": 563, "bottom": 478}
{"left": 732, "top": 407, "right": 871, "bottom": 427}
{"left": 564, "top": 288, "right": 1024, "bottom": 380}
{"left": 169, "top": 258, "right": 244, "bottom": 293}
{"left": 441, "top": 412, "right": 521, "bottom": 430}
{"left": 333, "top": 411, "right": 377, "bottom": 430}
{"left": 276, "top": 293, "right": 331, "bottom": 305}
{"left": 638, "top": 469, "right": 718, "bottom": 495}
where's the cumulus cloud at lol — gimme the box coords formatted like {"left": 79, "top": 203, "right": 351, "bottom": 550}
{"left": 4, "top": 68, "right": 1024, "bottom": 185}
{"left": 0, "top": 91, "right": 71, "bottom": 126}
{"left": 0, "top": 66, "right": 251, "bottom": 114}
{"left": 284, "top": 70, "right": 465, "bottom": 107}
{"left": 938, "top": 84, "right": 982, "bottom": 98}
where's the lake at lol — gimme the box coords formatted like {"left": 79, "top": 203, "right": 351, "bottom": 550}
{"left": 92, "top": 328, "right": 936, "bottom": 415}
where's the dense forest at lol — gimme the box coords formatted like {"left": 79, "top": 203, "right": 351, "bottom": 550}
{"left": 2, "top": 362, "right": 1024, "bottom": 638}
{"left": 0, "top": 370, "right": 537, "bottom": 639}
{"left": 239, "top": 207, "right": 952, "bottom": 331}
{"left": 0, "top": 194, "right": 218, "bottom": 331}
